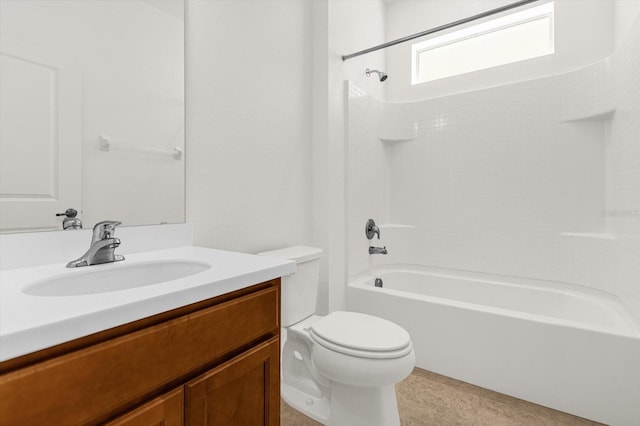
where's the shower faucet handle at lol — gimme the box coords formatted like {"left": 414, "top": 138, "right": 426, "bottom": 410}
{"left": 365, "top": 218, "right": 380, "bottom": 240}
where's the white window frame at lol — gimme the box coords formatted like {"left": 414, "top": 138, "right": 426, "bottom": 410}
{"left": 411, "top": 1, "right": 555, "bottom": 85}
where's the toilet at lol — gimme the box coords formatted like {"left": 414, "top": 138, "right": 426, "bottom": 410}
{"left": 258, "top": 246, "right": 415, "bottom": 426}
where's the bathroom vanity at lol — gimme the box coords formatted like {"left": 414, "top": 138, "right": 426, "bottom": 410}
{"left": 0, "top": 278, "right": 280, "bottom": 425}
{"left": 0, "top": 226, "right": 295, "bottom": 425}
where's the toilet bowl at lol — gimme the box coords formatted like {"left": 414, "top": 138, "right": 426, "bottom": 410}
{"left": 286, "top": 312, "right": 415, "bottom": 426}
{"left": 258, "top": 246, "right": 415, "bottom": 426}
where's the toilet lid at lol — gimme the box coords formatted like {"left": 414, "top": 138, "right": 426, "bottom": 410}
{"left": 309, "top": 311, "right": 412, "bottom": 359}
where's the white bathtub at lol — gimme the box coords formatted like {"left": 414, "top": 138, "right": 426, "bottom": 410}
{"left": 347, "top": 265, "right": 640, "bottom": 425}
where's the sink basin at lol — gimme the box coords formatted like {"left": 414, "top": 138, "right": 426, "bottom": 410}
{"left": 23, "top": 260, "right": 211, "bottom": 297}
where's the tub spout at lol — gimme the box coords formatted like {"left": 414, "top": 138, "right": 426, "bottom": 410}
{"left": 369, "top": 246, "right": 388, "bottom": 255}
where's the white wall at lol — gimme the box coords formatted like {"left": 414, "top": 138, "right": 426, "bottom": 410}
{"left": 0, "top": 0, "right": 184, "bottom": 229}
{"left": 186, "top": 0, "right": 313, "bottom": 255}
{"left": 385, "top": 0, "right": 615, "bottom": 101}
{"left": 186, "top": 0, "right": 387, "bottom": 314}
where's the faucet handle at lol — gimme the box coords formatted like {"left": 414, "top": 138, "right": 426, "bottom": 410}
{"left": 92, "top": 220, "right": 122, "bottom": 242}
{"left": 365, "top": 218, "right": 380, "bottom": 240}
{"left": 56, "top": 208, "right": 78, "bottom": 218}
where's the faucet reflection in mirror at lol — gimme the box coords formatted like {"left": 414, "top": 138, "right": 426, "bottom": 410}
{"left": 55, "top": 208, "right": 82, "bottom": 230}
{"left": 66, "top": 220, "right": 124, "bottom": 268}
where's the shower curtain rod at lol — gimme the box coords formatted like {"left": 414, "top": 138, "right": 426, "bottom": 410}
{"left": 341, "top": 0, "right": 540, "bottom": 61}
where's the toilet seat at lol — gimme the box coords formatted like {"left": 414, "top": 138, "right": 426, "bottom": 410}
{"left": 309, "top": 311, "right": 412, "bottom": 359}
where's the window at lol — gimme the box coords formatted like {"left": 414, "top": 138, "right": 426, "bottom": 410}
{"left": 411, "top": 2, "right": 554, "bottom": 84}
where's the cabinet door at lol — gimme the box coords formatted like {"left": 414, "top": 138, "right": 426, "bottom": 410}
{"left": 105, "top": 388, "right": 183, "bottom": 426}
{"left": 185, "top": 337, "right": 280, "bottom": 426}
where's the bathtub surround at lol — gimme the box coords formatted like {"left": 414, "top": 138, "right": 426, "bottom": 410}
{"left": 345, "top": 7, "right": 640, "bottom": 426}
{"left": 347, "top": 12, "right": 640, "bottom": 324}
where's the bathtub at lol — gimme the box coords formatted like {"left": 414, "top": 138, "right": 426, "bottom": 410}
{"left": 347, "top": 265, "right": 640, "bottom": 425}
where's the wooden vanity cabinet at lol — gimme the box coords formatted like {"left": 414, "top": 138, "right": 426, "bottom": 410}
{"left": 185, "top": 337, "right": 280, "bottom": 425}
{"left": 0, "top": 279, "right": 281, "bottom": 426}
{"left": 105, "top": 388, "right": 184, "bottom": 426}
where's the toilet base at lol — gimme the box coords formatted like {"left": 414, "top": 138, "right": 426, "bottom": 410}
{"left": 328, "top": 383, "right": 400, "bottom": 426}
{"left": 283, "top": 382, "right": 401, "bottom": 426}
{"left": 282, "top": 381, "right": 330, "bottom": 424}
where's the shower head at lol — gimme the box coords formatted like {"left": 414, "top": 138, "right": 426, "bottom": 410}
{"left": 366, "top": 68, "right": 388, "bottom": 82}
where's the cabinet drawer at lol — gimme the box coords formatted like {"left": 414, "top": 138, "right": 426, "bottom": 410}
{"left": 0, "top": 285, "right": 279, "bottom": 425}
{"left": 105, "top": 387, "right": 183, "bottom": 426}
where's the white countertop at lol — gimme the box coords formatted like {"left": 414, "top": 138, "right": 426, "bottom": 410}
{"left": 0, "top": 246, "right": 295, "bottom": 362}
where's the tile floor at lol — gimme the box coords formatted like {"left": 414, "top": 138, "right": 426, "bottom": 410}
{"left": 280, "top": 368, "right": 603, "bottom": 426}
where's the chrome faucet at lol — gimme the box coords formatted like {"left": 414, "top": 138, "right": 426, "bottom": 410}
{"left": 66, "top": 221, "right": 125, "bottom": 268}
{"left": 369, "top": 246, "right": 388, "bottom": 255}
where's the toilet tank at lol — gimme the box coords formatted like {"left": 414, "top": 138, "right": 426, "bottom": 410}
{"left": 258, "top": 246, "right": 322, "bottom": 327}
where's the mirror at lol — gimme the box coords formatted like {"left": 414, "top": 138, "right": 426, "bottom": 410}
{"left": 0, "top": 0, "right": 184, "bottom": 233}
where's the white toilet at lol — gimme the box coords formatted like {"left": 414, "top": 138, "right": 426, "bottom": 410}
{"left": 258, "top": 246, "right": 415, "bottom": 426}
